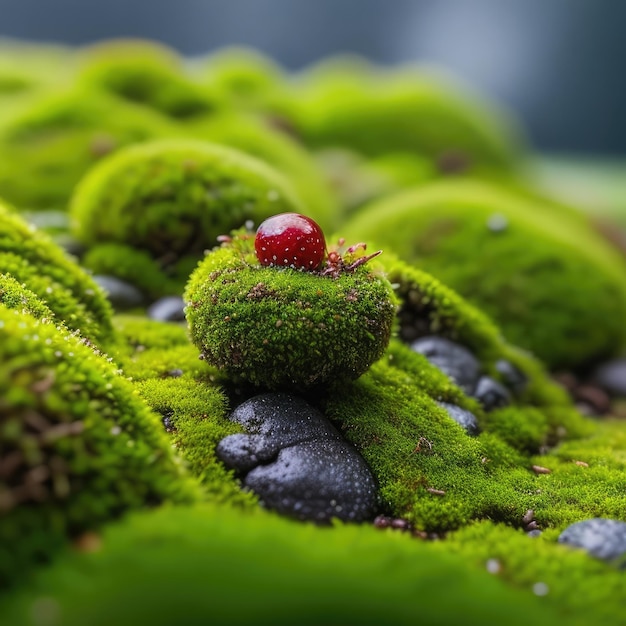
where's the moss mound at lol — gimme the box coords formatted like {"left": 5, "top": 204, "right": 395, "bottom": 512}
{"left": 0, "top": 88, "right": 178, "bottom": 211}
{"left": 343, "top": 180, "right": 626, "bottom": 369}
{"left": 0, "top": 203, "right": 113, "bottom": 343}
{"left": 70, "top": 139, "right": 304, "bottom": 264}
{"left": 0, "top": 305, "right": 197, "bottom": 588}
{"left": 78, "top": 40, "right": 219, "bottom": 120}
{"left": 184, "top": 235, "right": 397, "bottom": 390}
{"left": 286, "top": 60, "right": 524, "bottom": 173}
{"left": 188, "top": 113, "right": 338, "bottom": 230}
{"left": 0, "top": 273, "right": 55, "bottom": 321}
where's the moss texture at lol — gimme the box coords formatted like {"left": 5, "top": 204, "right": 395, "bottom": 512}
{"left": 0, "top": 274, "right": 55, "bottom": 322}
{"left": 0, "top": 88, "right": 178, "bottom": 211}
{"left": 70, "top": 139, "right": 304, "bottom": 265}
{"left": 0, "top": 203, "right": 113, "bottom": 344}
{"left": 184, "top": 236, "right": 397, "bottom": 390}
{"left": 343, "top": 179, "right": 626, "bottom": 370}
{"left": 0, "top": 305, "right": 197, "bottom": 588}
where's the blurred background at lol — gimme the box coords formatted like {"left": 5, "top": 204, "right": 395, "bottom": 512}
{"left": 0, "top": 0, "right": 624, "bottom": 156}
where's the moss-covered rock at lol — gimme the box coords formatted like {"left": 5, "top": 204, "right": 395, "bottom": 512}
{"left": 184, "top": 232, "right": 397, "bottom": 390}
{"left": 342, "top": 180, "right": 626, "bottom": 370}
{"left": 0, "top": 203, "right": 113, "bottom": 343}
{"left": 0, "top": 88, "right": 179, "bottom": 211}
{"left": 71, "top": 139, "right": 304, "bottom": 270}
{"left": 77, "top": 39, "right": 220, "bottom": 120}
{"left": 0, "top": 305, "right": 197, "bottom": 587}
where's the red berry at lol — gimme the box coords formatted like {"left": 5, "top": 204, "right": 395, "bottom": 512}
{"left": 254, "top": 213, "right": 326, "bottom": 270}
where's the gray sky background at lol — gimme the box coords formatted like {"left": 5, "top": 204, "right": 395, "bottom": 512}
{"left": 1, "top": 0, "right": 624, "bottom": 155}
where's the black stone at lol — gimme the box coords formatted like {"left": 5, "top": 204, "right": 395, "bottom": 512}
{"left": 558, "top": 518, "right": 626, "bottom": 565}
{"left": 147, "top": 296, "right": 186, "bottom": 322}
{"left": 410, "top": 336, "right": 481, "bottom": 395}
{"left": 593, "top": 358, "right": 626, "bottom": 397}
{"left": 473, "top": 376, "right": 511, "bottom": 411}
{"left": 94, "top": 275, "right": 144, "bottom": 309}
{"left": 495, "top": 359, "right": 528, "bottom": 395}
{"left": 437, "top": 402, "right": 479, "bottom": 436}
{"left": 216, "top": 393, "right": 378, "bottom": 523}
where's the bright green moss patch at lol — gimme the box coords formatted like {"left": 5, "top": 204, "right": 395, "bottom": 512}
{"left": 184, "top": 239, "right": 397, "bottom": 390}
{"left": 0, "top": 88, "right": 178, "bottom": 211}
{"left": 0, "top": 204, "right": 113, "bottom": 343}
{"left": 0, "top": 504, "right": 568, "bottom": 626}
{"left": 0, "top": 305, "right": 197, "bottom": 588}
{"left": 345, "top": 180, "right": 626, "bottom": 370}
{"left": 0, "top": 273, "right": 55, "bottom": 321}
{"left": 70, "top": 139, "right": 304, "bottom": 263}
{"left": 78, "top": 40, "right": 219, "bottom": 120}
{"left": 189, "top": 113, "right": 338, "bottom": 230}
{"left": 439, "top": 521, "right": 626, "bottom": 626}
{"left": 286, "top": 61, "right": 524, "bottom": 173}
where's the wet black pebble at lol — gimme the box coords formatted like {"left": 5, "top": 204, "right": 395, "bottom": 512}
{"left": 437, "top": 402, "right": 479, "bottom": 435}
{"left": 147, "top": 296, "right": 186, "bottom": 322}
{"left": 410, "top": 336, "right": 480, "bottom": 394}
{"left": 495, "top": 359, "right": 527, "bottom": 395}
{"left": 94, "top": 275, "right": 144, "bottom": 309}
{"left": 474, "top": 376, "right": 511, "bottom": 411}
{"left": 593, "top": 358, "right": 626, "bottom": 397}
{"left": 216, "top": 393, "right": 379, "bottom": 523}
{"left": 558, "top": 518, "right": 626, "bottom": 565}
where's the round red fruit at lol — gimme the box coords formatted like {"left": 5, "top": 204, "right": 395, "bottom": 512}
{"left": 254, "top": 213, "right": 326, "bottom": 270}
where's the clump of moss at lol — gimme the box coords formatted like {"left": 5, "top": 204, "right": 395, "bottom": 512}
{"left": 0, "top": 202, "right": 113, "bottom": 344}
{"left": 0, "top": 305, "right": 197, "bottom": 587}
{"left": 343, "top": 179, "right": 626, "bottom": 370}
{"left": 0, "top": 88, "right": 178, "bottom": 211}
{"left": 188, "top": 113, "right": 338, "bottom": 230}
{"left": 284, "top": 59, "right": 524, "bottom": 174}
{"left": 0, "top": 505, "right": 569, "bottom": 626}
{"left": 78, "top": 39, "right": 220, "bottom": 120}
{"left": 70, "top": 139, "right": 304, "bottom": 271}
{"left": 0, "top": 273, "right": 55, "bottom": 321}
{"left": 184, "top": 232, "right": 397, "bottom": 390}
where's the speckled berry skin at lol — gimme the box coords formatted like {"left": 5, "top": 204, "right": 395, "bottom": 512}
{"left": 255, "top": 212, "right": 326, "bottom": 270}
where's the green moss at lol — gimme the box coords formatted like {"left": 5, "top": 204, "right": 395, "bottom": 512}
{"left": 0, "top": 305, "right": 197, "bottom": 587}
{"left": 78, "top": 40, "right": 220, "bottom": 120}
{"left": 0, "top": 273, "right": 55, "bottom": 321}
{"left": 343, "top": 180, "right": 626, "bottom": 370}
{"left": 70, "top": 139, "right": 304, "bottom": 263}
{"left": 184, "top": 238, "right": 397, "bottom": 390}
{"left": 188, "top": 113, "right": 339, "bottom": 230}
{"left": 82, "top": 243, "right": 183, "bottom": 300}
{"left": 0, "top": 504, "right": 570, "bottom": 626}
{"left": 198, "top": 46, "right": 287, "bottom": 112}
{"left": 0, "top": 88, "right": 179, "bottom": 211}
{"left": 286, "top": 61, "right": 524, "bottom": 173}
{"left": 0, "top": 204, "right": 113, "bottom": 343}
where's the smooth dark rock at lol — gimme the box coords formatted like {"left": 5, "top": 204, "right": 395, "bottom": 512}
{"left": 93, "top": 275, "right": 144, "bottom": 309}
{"left": 410, "top": 336, "right": 481, "bottom": 395}
{"left": 147, "top": 296, "right": 186, "bottom": 322}
{"left": 437, "top": 402, "right": 479, "bottom": 436}
{"left": 558, "top": 518, "right": 626, "bottom": 564}
{"left": 593, "top": 358, "right": 626, "bottom": 397}
{"left": 216, "top": 393, "right": 379, "bottom": 523}
{"left": 474, "top": 376, "right": 511, "bottom": 411}
{"left": 495, "top": 359, "right": 528, "bottom": 395}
